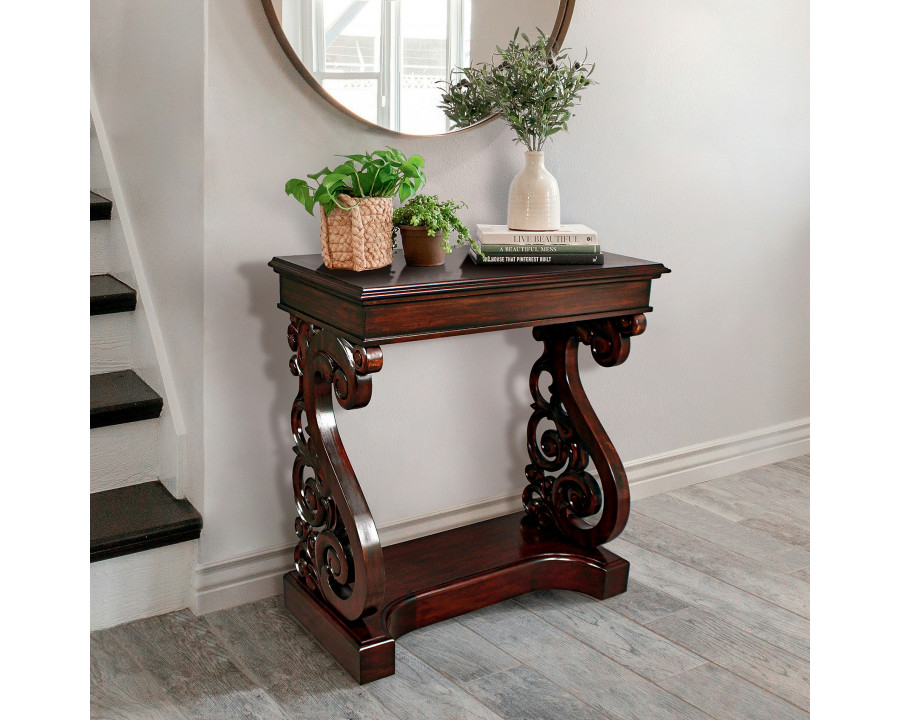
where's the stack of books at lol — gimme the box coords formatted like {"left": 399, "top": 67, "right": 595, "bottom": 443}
{"left": 469, "top": 224, "right": 603, "bottom": 265}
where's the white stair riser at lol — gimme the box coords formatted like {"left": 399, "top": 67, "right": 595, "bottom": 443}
{"left": 91, "top": 220, "right": 110, "bottom": 275}
{"left": 91, "top": 419, "right": 159, "bottom": 492}
{"left": 91, "top": 312, "right": 133, "bottom": 374}
{"left": 91, "top": 541, "right": 196, "bottom": 631}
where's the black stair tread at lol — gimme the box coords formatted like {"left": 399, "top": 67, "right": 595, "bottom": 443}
{"left": 91, "top": 191, "right": 112, "bottom": 221}
{"left": 91, "top": 481, "right": 202, "bottom": 562}
{"left": 90, "top": 370, "right": 163, "bottom": 429}
{"left": 90, "top": 274, "right": 136, "bottom": 315}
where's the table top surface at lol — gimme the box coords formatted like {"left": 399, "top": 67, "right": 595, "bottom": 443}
{"left": 270, "top": 249, "right": 670, "bottom": 301}
{"left": 270, "top": 249, "right": 670, "bottom": 344}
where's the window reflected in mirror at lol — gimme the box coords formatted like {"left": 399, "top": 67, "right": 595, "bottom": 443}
{"left": 267, "top": 0, "right": 572, "bottom": 135}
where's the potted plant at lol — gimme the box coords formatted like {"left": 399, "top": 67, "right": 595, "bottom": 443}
{"left": 285, "top": 148, "right": 426, "bottom": 271}
{"left": 392, "top": 195, "right": 482, "bottom": 267}
{"left": 438, "top": 29, "right": 595, "bottom": 231}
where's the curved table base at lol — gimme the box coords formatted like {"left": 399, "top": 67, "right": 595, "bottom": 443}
{"left": 283, "top": 511, "right": 628, "bottom": 684}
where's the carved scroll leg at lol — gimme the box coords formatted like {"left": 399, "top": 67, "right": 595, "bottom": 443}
{"left": 523, "top": 315, "right": 647, "bottom": 548}
{"left": 288, "top": 316, "right": 385, "bottom": 621}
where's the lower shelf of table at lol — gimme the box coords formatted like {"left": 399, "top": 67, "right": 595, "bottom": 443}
{"left": 283, "top": 511, "right": 630, "bottom": 683}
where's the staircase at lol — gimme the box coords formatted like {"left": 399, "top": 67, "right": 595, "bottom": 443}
{"left": 90, "top": 176, "right": 201, "bottom": 628}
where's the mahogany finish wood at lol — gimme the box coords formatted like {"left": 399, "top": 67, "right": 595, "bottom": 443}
{"left": 523, "top": 316, "right": 647, "bottom": 548}
{"left": 284, "top": 511, "right": 628, "bottom": 683}
{"left": 270, "top": 249, "right": 669, "bottom": 682}
{"left": 270, "top": 250, "right": 668, "bottom": 345}
{"left": 287, "top": 316, "right": 385, "bottom": 622}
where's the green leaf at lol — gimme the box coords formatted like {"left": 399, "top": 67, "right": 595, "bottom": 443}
{"left": 332, "top": 161, "right": 357, "bottom": 176}
{"left": 358, "top": 171, "right": 375, "bottom": 195}
{"left": 312, "top": 184, "right": 333, "bottom": 205}
{"left": 376, "top": 165, "right": 396, "bottom": 183}
{"left": 321, "top": 171, "right": 350, "bottom": 190}
{"left": 285, "top": 147, "right": 426, "bottom": 212}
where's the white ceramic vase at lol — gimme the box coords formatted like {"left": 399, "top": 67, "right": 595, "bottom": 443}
{"left": 507, "top": 150, "right": 560, "bottom": 231}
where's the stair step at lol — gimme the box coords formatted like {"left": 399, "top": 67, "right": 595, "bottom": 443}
{"left": 91, "top": 541, "right": 195, "bottom": 630}
{"left": 91, "top": 370, "right": 163, "bottom": 429}
{"left": 91, "top": 274, "right": 136, "bottom": 315}
{"left": 91, "top": 191, "right": 112, "bottom": 221}
{"left": 91, "top": 220, "right": 110, "bottom": 274}
{"left": 91, "top": 419, "right": 159, "bottom": 492}
{"left": 91, "top": 481, "right": 202, "bottom": 562}
{"left": 91, "top": 312, "right": 133, "bottom": 374}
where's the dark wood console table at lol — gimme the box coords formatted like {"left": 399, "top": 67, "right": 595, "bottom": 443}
{"left": 269, "top": 250, "right": 669, "bottom": 683}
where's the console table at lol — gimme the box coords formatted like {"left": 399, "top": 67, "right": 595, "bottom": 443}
{"left": 269, "top": 250, "right": 669, "bottom": 683}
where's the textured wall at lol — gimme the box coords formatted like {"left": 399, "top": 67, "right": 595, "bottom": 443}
{"left": 199, "top": 0, "right": 808, "bottom": 566}
{"left": 91, "top": 0, "right": 809, "bottom": 569}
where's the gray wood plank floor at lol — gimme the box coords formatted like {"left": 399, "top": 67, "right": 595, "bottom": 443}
{"left": 91, "top": 456, "right": 810, "bottom": 720}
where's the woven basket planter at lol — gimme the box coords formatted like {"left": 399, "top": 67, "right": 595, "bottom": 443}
{"left": 319, "top": 195, "right": 393, "bottom": 271}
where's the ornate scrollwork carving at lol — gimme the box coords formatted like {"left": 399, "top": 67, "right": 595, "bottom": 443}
{"left": 523, "top": 315, "right": 647, "bottom": 548}
{"left": 287, "top": 316, "right": 385, "bottom": 621}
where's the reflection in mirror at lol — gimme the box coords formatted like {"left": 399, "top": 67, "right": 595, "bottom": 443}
{"left": 266, "top": 1, "right": 572, "bottom": 135}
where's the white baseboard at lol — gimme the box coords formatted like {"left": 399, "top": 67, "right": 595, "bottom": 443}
{"left": 92, "top": 541, "right": 197, "bottom": 631}
{"left": 192, "top": 418, "right": 809, "bottom": 616}
{"left": 626, "top": 418, "right": 810, "bottom": 500}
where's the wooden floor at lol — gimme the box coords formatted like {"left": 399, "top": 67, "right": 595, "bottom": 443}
{"left": 91, "top": 456, "right": 810, "bottom": 720}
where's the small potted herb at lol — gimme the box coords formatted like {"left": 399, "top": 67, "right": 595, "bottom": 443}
{"left": 285, "top": 148, "right": 425, "bottom": 271}
{"left": 392, "top": 195, "right": 481, "bottom": 267}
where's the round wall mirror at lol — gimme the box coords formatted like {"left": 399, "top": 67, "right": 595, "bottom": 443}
{"left": 262, "top": 0, "right": 575, "bottom": 136}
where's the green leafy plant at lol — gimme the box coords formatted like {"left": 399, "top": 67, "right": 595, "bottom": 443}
{"left": 392, "top": 195, "right": 482, "bottom": 256}
{"left": 438, "top": 28, "right": 595, "bottom": 151}
{"left": 437, "top": 68, "right": 495, "bottom": 131}
{"left": 285, "top": 147, "right": 425, "bottom": 216}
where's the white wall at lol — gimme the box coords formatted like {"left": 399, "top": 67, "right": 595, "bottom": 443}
{"left": 94, "top": 0, "right": 809, "bottom": 579}
{"left": 201, "top": 0, "right": 808, "bottom": 567}
{"left": 469, "top": 0, "right": 558, "bottom": 64}
{"left": 91, "top": 0, "right": 206, "bottom": 503}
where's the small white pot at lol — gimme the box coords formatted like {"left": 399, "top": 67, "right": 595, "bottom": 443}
{"left": 507, "top": 151, "right": 561, "bottom": 231}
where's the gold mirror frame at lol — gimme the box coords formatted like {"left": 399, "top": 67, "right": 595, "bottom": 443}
{"left": 261, "top": 0, "right": 577, "bottom": 137}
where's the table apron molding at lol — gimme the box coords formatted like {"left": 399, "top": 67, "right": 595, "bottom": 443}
{"left": 276, "top": 303, "right": 655, "bottom": 346}
{"left": 276, "top": 282, "right": 658, "bottom": 345}
{"left": 273, "top": 273, "right": 668, "bottom": 304}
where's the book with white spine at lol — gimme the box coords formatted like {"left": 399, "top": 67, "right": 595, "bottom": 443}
{"left": 475, "top": 224, "right": 599, "bottom": 246}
